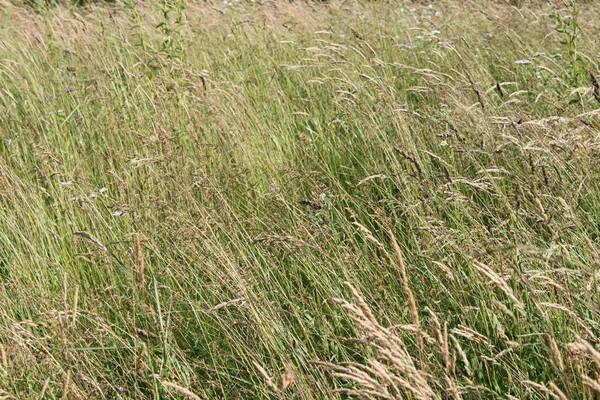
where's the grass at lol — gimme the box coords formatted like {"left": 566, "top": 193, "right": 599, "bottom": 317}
{"left": 1, "top": 0, "right": 600, "bottom": 398}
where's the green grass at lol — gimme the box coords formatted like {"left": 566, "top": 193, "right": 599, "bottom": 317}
{"left": 1, "top": 0, "right": 600, "bottom": 398}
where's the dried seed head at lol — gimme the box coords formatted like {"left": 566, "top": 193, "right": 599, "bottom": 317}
{"left": 280, "top": 370, "right": 296, "bottom": 391}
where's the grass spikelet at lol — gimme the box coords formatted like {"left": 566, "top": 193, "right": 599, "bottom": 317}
{"left": 544, "top": 332, "right": 565, "bottom": 373}
{"left": 473, "top": 261, "right": 526, "bottom": 316}
{"left": 568, "top": 336, "right": 600, "bottom": 369}
{"left": 71, "top": 286, "right": 78, "bottom": 326}
{"left": 253, "top": 362, "right": 279, "bottom": 393}
{"left": 353, "top": 223, "right": 388, "bottom": 254}
{"left": 319, "top": 282, "right": 437, "bottom": 400}
{"left": 582, "top": 376, "right": 600, "bottom": 394}
{"left": 73, "top": 231, "right": 107, "bottom": 252}
{"left": 280, "top": 370, "right": 296, "bottom": 391}
{"left": 135, "top": 236, "right": 145, "bottom": 286}
{"left": 62, "top": 370, "right": 71, "bottom": 400}
{"left": 449, "top": 335, "right": 472, "bottom": 377}
{"left": 524, "top": 380, "right": 562, "bottom": 399}
{"left": 547, "top": 381, "right": 568, "bottom": 400}
{"left": 159, "top": 380, "right": 203, "bottom": 400}
{"left": 590, "top": 71, "right": 600, "bottom": 104}
{"left": 390, "top": 231, "right": 424, "bottom": 367}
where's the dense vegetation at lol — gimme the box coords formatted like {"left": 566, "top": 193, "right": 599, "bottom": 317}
{"left": 1, "top": 0, "right": 600, "bottom": 398}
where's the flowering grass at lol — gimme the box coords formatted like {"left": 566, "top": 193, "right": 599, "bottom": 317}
{"left": 1, "top": 0, "right": 600, "bottom": 398}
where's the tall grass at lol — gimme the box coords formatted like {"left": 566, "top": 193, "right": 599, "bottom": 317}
{"left": 1, "top": 0, "right": 600, "bottom": 398}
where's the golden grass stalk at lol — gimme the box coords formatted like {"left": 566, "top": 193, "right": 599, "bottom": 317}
{"left": 62, "top": 370, "right": 71, "bottom": 400}
{"left": 547, "top": 381, "right": 568, "bottom": 400}
{"left": 253, "top": 361, "right": 279, "bottom": 393}
{"left": 159, "top": 380, "right": 203, "bottom": 400}
{"left": 135, "top": 236, "right": 145, "bottom": 286}
{"left": 582, "top": 376, "right": 600, "bottom": 394}
{"left": 390, "top": 231, "right": 425, "bottom": 369}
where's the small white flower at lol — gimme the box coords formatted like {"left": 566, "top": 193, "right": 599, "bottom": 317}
{"left": 88, "top": 192, "right": 97, "bottom": 199}
{"left": 98, "top": 187, "right": 108, "bottom": 194}
{"left": 68, "top": 196, "right": 79, "bottom": 202}
{"left": 57, "top": 109, "right": 64, "bottom": 114}
{"left": 515, "top": 59, "right": 532, "bottom": 65}
{"left": 60, "top": 181, "right": 73, "bottom": 186}
{"left": 112, "top": 210, "right": 124, "bottom": 217}
{"left": 562, "top": 14, "right": 574, "bottom": 21}
{"left": 440, "top": 140, "right": 448, "bottom": 147}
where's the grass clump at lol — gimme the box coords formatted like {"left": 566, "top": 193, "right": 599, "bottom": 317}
{"left": 1, "top": 0, "right": 600, "bottom": 398}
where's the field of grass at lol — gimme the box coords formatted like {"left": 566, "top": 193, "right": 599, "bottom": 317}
{"left": 2, "top": 0, "right": 600, "bottom": 398}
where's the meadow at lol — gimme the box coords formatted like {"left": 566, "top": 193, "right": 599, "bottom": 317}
{"left": 1, "top": 0, "right": 600, "bottom": 398}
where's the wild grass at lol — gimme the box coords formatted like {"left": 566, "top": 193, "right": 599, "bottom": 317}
{"left": 1, "top": 0, "right": 600, "bottom": 398}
